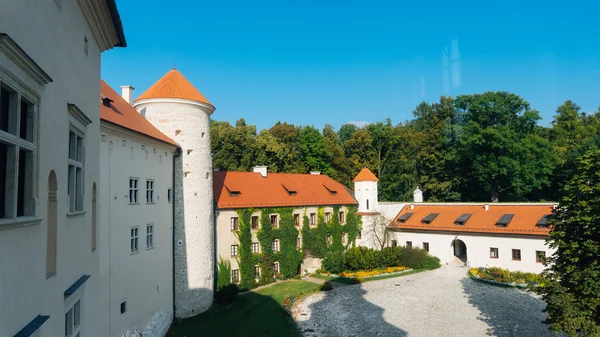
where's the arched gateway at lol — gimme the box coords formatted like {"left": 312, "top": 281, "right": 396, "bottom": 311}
{"left": 451, "top": 239, "right": 467, "bottom": 263}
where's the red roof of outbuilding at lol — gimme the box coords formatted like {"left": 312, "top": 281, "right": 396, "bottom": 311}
{"left": 353, "top": 168, "right": 379, "bottom": 182}
{"left": 213, "top": 171, "right": 357, "bottom": 209}
{"left": 134, "top": 69, "right": 211, "bottom": 105}
{"left": 388, "top": 204, "right": 554, "bottom": 236}
{"left": 100, "top": 80, "right": 177, "bottom": 146}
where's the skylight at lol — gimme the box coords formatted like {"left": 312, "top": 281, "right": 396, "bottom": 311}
{"left": 454, "top": 213, "right": 472, "bottom": 225}
{"left": 496, "top": 214, "right": 514, "bottom": 227}
{"left": 397, "top": 212, "right": 414, "bottom": 223}
{"left": 536, "top": 214, "right": 551, "bottom": 227}
{"left": 421, "top": 213, "right": 439, "bottom": 224}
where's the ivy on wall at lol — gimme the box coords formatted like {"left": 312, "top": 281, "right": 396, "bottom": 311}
{"left": 228, "top": 205, "right": 361, "bottom": 289}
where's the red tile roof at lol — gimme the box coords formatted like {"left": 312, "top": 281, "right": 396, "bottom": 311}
{"left": 134, "top": 69, "right": 211, "bottom": 104}
{"left": 353, "top": 168, "right": 379, "bottom": 182}
{"left": 100, "top": 80, "right": 178, "bottom": 146}
{"left": 213, "top": 171, "right": 357, "bottom": 209}
{"left": 388, "top": 204, "right": 554, "bottom": 236}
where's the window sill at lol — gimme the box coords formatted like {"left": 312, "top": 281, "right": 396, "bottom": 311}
{"left": 129, "top": 203, "right": 140, "bottom": 206}
{"left": 512, "top": 259, "right": 521, "bottom": 262}
{"left": 146, "top": 246, "right": 155, "bottom": 251}
{"left": 146, "top": 202, "right": 155, "bottom": 205}
{"left": 0, "top": 216, "right": 43, "bottom": 230}
{"left": 67, "top": 211, "right": 86, "bottom": 217}
{"left": 490, "top": 257, "right": 498, "bottom": 259}
{"left": 131, "top": 251, "right": 140, "bottom": 255}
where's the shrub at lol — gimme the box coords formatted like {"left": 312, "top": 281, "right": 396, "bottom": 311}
{"left": 320, "top": 281, "right": 333, "bottom": 291}
{"left": 214, "top": 283, "right": 238, "bottom": 306}
{"left": 216, "top": 257, "right": 232, "bottom": 291}
{"left": 420, "top": 255, "right": 441, "bottom": 270}
{"left": 322, "top": 251, "right": 346, "bottom": 274}
{"left": 471, "top": 267, "right": 545, "bottom": 286}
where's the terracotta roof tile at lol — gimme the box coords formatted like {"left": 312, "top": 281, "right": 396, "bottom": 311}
{"left": 213, "top": 171, "right": 357, "bottom": 209}
{"left": 353, "top": 168, "right": 379, "bottom": 182}
{"left": 134, "top": 69, "right": 211, "bottom": 104}
{"left": 100, "top": 80, "right": 178, "bottom": 146}
{"left": 388, "top": 204, "right": 554, "bottom": 236}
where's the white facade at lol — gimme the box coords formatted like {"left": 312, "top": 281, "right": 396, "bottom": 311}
{"left": 0, "top": 1, "right": 124, "bottom": 336}
{"left": 98, "top": 122, "right": 176, "bottom": 337}
{"left": 134, "top": 97, "right": 215, "bottom": 318}
{"left": 387, "top": 230, "right": 553, "bottom": 274}
{"left": 355, "top": 180, "right": 378, "bottom": 213}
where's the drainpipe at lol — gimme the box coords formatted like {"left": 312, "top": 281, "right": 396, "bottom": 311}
{"left": 172, "top": 147, "right": 181, "bottom": 320}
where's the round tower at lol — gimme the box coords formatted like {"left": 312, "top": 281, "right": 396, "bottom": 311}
{"left": 353, "top": 167, "right": 379, "bottom": 213}
{"left": 133, "top": 69, "right": 215, "bottom": 318}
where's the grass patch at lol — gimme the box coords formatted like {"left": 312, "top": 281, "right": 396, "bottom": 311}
{"left": 313, "top": 269, "right": 425, "bottom": 283}
{"left": 166, "top": 279, "right": 320, "bottom": 337}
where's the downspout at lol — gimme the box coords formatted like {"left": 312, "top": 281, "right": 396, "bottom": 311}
{"left": 172, "top": 147, "right": 181, "bottom": 320}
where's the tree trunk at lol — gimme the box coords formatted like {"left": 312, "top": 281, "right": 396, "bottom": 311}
{"left": 490, "top": 181, "right": 499, "bottom": 203}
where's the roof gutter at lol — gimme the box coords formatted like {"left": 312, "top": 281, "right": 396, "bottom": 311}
{"left": 105, "top": 0, "right": 127, "bottom": 47}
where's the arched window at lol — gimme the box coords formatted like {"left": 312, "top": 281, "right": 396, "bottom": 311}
{"left": 92, "top": 183, "right": 97, "bottom": 251}
{"left": 46, "top": 171, "right": 57, "bottom": 278}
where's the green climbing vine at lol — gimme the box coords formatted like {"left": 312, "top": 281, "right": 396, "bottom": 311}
{"left": 230, "top": 205, "right": 361, "bottom": 289}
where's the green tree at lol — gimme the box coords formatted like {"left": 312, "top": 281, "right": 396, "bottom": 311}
{"left": 211, "top": 119, "right": 257, "bottom": 171}
{"left": 454, "top": 91, "right": 555, "bottom": 202}
{"left": 338, "top": 123, "right": 359, "bottom": 143}
{"left": 540, "top": 150, "right": 600, "bottom": 336}
{"left": 343, "top": 128, "right": 376, "bottom": 178}
{"left": 268, "top": 122, "right": 304, "bottom": 172}
{"left": 323, "top": 124, "right": 353, "bottom": 186}
{"left": 379, "top": 123, "right": 419, "bottom": 201}
{"left": 299, "top": 125, "right": 332, "bottom": 173}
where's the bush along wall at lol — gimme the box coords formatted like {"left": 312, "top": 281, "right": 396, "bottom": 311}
{"left": 231, "top": 205, "right": 361, "bottom": 289}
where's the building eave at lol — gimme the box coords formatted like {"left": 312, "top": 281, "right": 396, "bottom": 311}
{"left": 78, "top": 0, "right": 126, "bottom": 52}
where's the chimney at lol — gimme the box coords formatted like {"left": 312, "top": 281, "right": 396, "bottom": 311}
{"left": 410, "top": 204, "right": 414, "bottom": 210}
{"left": 253, "top": 165, "right": 268, "bottom": 177}
{"left": 484, "top": 204, "right": 489, "bottom": 211}
{"left": 310, "top": 171, "right": 320, "bottom": 175}
{"left": 413, "top": 187, "right": 423, "bottom": 203}
{"left": 121, "top": 85, "right": 134, "bottom": 105}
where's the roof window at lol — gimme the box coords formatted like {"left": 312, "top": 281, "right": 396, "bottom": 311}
{"left": 496, "top": 214, "right": 514, "bottom": 227}
{"left": 536, "top": 214, "right": 551, "bottom": 228}
{"left": 421, "top": 213, "right": 439, "bottom": 224}
{"left": 397, "top": 212, "right": 414, "bottom": 223}
{"left": 454, "top": 213, "right": 472, "bottom": 225}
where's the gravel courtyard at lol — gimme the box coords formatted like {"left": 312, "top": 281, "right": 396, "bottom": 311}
{"left": 294, "top": 262, "right": 559, "bottom": 337}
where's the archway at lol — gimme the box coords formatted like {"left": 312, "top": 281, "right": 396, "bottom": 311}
{"left": 46, "top": 170, "right": 57, "bottom": 278}
{"left": 451, "top": 239, "right": 467, "bottom": 263}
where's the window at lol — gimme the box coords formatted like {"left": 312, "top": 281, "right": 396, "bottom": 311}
{"left": 146, "top": 224, "right": 154, "bottom": 249}
{"left": 231, "top": 269, "right": 240, "bottom": 283}
{"left": 251, "top": 216, "right": 259, "bottom": 230}
{"left": 512, "top": 249, "right": 521, "bottom": 261}
{"left": 326, "top": 234, "right": 332, "bottom": 246}
{"left": 0, "top": 79, "right": 36, "bottom": 220}
{"left": 230, "top": 217, "right": 239, "bottom": 231}
{"left": 310, "top": 213, "right": 316, "bottom": 226}
{"left": 272, "top": 239, "right": 279, "bottom": 252}
{"left": 146, "top": 179, "right": 154, "bottom": 203}
{"left": 68, "top": 129, "right": 84, "bottom": 212}
{"left": 397, "top": 212, "right": 414, "bottom": 223}
{"left": 252, "top": 242, "right": 260, "bottom": 254}
{"left": 270, "top": 214, "right": 278, "bottom": 228}
{"left": 496, "top": 214, "right": 515, "bottom": 227}
{"left": 536, "top": 250, "right": 545, "bottom": 263}
{"left": 294, "top": 214, "right": 300, "bottom": 227}
{"left": 391, "top": 240, "right": 397, "bottom": 248}
{"left": 231, "top": 244, "right": 239, "bottom": 257}
{"left": 357, "top": 231, "right": 362, "bottom": 239}
{"left": 325, "top": 212, "right": 331, "bottom": 223}
{"left": 254, "top": 265, "right": 260, "bottom": 278}
{"left": 490, "top": 248, "right": 499, "bottom": 259}
{"left": 406, "top": 241, "right": 412, "bottom": 248}
{"left": 167, "top": 188, "right": 172, "bottom": 203}
{"left": 339, "top": 211, "right": 345, "bottom": 224}
{"left": 65, "top": 299, "right": 81, "bottom": 337}
{"left": 296, "top": 236, "right": 301, "bottom": 249}
{"left": 128, "top": 178, "right": 139, "bottom": 204}
{"left": 130, "top": 227, "right": 139, "bottom": 253}
{"left": 342, "top": 233, "right": 348, "bottom": 244}
{"left": 273, "top": 262, "right": 280, "bottom": 274}
{"left": 423, "top": 242, "right": 429, "bottom": 252}
{"left": 120, "top": 301, "right": 126, "bottom": 315}
{"left": 421, "top": 213, "right": 439, "bottom": 224}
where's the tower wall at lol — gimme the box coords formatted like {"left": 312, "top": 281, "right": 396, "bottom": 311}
{"left": 354, "top": 181, "right": 378, "bottom": 213}
{"left": 134, "top": 98, "right": 214, "bottom": 318}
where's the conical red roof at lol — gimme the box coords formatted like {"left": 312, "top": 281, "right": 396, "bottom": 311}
{"left": 135, "top": 69, "right": 211, "bottom": 104}
{"left": 353, "top": 168, "right": 379, "bottom": 182}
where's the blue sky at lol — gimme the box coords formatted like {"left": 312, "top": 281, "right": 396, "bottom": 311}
{"left": 102, "top": 0, "right": 600, "bottom": 131}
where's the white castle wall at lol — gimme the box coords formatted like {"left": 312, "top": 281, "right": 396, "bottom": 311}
{"left": 134, "top": 98, "right": 215, "bottom": 318}
{"left": 354, "top": 181, "right": 378, "bottom": 213}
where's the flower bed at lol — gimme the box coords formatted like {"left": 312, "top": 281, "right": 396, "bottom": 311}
{"left": 338, "top": 266, "right": 410, "bottom": 279}
{"left": 469, "top": 267, "right": 545, "bottom": 288}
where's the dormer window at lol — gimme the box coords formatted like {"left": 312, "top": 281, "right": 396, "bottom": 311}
{"left": 421, "top": 213, "right": 439, "bottom": 224}
{"left": 397, "top": 212, "right": 414, "bottom": 223}
{"left": 229, "top": 191, "right": 240, "bottom": 197}
{"left": 536, "top": 215, "right": 551, "bottom": 228}
{"left": 101, "top": 96, "right": 113, "bottom": 107}
{"left": 323, "top": 183, "right": 338, "bottom": 195}
{"left": 454, "top": 213, "right": 472, "bottom": 226}
{"left": 281, "top": 183, "right": 297, "bottom": 196}
{"left": 496, "top": 214, "right": 514, "bottom": 227}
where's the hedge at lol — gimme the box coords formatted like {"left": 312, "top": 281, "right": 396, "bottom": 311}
{"left": 322, "top": 246, "right": 440, "bottom": 274}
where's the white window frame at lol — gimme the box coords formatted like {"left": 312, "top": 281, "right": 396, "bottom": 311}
{"left": 64, "top": 287, "right": 83, "bottom": 337}
{"left": 67, "top": 127, "right": 85, "bottom": 213}
{"left": 310, "top": 213, "right": 316, "bottom": 226}
{"left": 272, "top": 239, "right": 279, "bottom": 252}
{"left": 129, "top": 178, "right": 139, "bottom": 204}
{"left": 339, "top": 211, "right": 345, "bottom": 224}
{"left": 145, "top": 179, "right": 154, "bottom": 203}
{"left": 252, "top": 242, "right": 260, "bottom": 254}
{"left": 230, "top": 217, "right": 239, "bottom": 231}
{"left": 0, "top": 73, "right": 38, "bottom": 224}
{"left": 130, "top": 226, "right": 139, "bottom": 254}
{"left": 231, "top": 269, "right": 240, "bottom": 283}
{"left": 273, "top": 261, "right": 280, "bottom": 274}
{"left": 270, "top": 214, "right": 278, "bottom": 228}
{"left": 146, "top": 224, "right": 154, "bottom": 249}
{"left": 325, "top": 212, "right": 331, "bottom": 223}
{"left": 231, "top": 244, "right": 239, "bottom": 257}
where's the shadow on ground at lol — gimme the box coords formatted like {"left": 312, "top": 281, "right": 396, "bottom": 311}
{"left": 460, "top": 278, "right": 560, "bottom": 337}
{"left": 298, "top": 285, "right": 407, "bottom": 337}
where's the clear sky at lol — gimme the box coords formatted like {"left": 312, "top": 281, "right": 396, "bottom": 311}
{"left": 101, "top": 0, "right": 600, "bottom": 131}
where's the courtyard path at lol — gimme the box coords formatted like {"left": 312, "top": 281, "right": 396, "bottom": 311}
{"left": 294, "top": 262, "right": 560, "bottom": 337}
